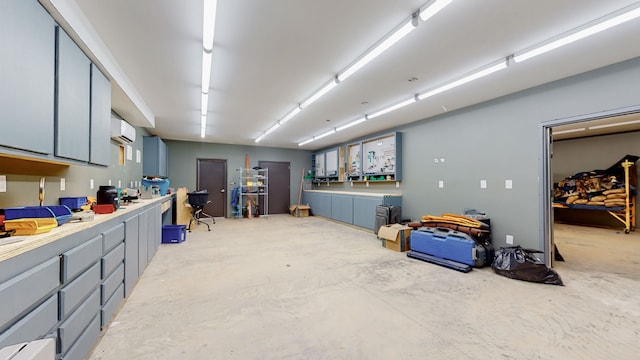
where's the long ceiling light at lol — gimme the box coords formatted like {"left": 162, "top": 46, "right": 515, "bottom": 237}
{"left": 514, "top": 3, "right": 640, "bottom": 63}
{"left": 337, "top": 19, "right": 417, "bottom": 83}
{"left": 417, "top": 60, "right": 507, "bottom": 101}
{"left": 367, "top": 97, "right": 417, "bottom": 120}
{"left": 336, "top": 116, "right": 367, "bottom": 132}
{"left": 256, "top": 0, "right": 453, "bottom": 144}
{"left": 201, "top": 0, "right": 217, "bottom": 138}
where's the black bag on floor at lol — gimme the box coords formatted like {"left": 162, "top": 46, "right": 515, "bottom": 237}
{"left": 491, "top": 246, "right": 563, "bottom": 286}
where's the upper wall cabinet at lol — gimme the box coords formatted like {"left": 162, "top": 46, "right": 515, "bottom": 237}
{"left": 348, "top": 132, "right": 402, "bottom": 182}
{"left": 89, "top": 65, "right": 112, "bottom": 166}
{"left": 55, "top": 27, "right": 91, "bottom": 162}
{"left": 312, "top": 147, "right": 345, "bottom": 182}
{"left": 143, "top": 136, "right": 168, "bottom": 177}
{"left": 0, "top": 0, "right": 55, "bottom": 155}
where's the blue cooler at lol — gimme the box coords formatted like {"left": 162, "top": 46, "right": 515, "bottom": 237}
{"left": 410, "top": 227, "right": 478, "bottom": 267}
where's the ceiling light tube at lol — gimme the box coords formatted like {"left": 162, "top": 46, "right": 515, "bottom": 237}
{"left": 336, "top": 117, "right": 367, "bottom": 132}
{"left": 201, "top": 93, "right": 209, "bottom": 116}
{"left": 367, "top": 97, "right": 417, "bottom": 120}
{"left": 338, "top": 19, "right": 416, "bottom": 82}
{"left": 255, "top": 133, "right": 267, "bottom": 143}
{"left": 417, "top": 60, "right": 507, "bottom": 101}
{"left": 300, "top": 79, "right": 338, "bottom": 109}
{"left": 588, "top": 119, "right": 640, "bottom": 130}
{"left": 203, "top": 0, "right": 218, "bottom": 51}
{"left": 514, "top": 4, "right": 640, "bottom": 63}
{"left": 314, "top": 129, "right": 337, "bottom": 140}
{"left": 200, "top": 115, "right": 207, "bottom": 138}
{"left": 264, "top": 122, "right": 281, "bottom": 136}
{"left": 298, "top": 138, "right": 315, "bottom": 146}
{"left": 202, "top": 50, "right": 213, "bottom": 93}
{"left": 279, "top": 106, "right": 302, "bottom": 125}
{"left": 419, "top": 0, "right": 453, "bottom": 22}
{"left": 553, "top": 128, "right": 586, "bottom": 135}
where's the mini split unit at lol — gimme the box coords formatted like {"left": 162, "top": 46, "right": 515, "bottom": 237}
{"left": 110, "top": 118, "right": 136, "bottom": 144}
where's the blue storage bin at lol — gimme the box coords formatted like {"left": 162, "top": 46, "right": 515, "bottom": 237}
{"left": 2, "top": 205, "right": 72, "bottom": 225}
{"left": 59, "top": 197, "right": 88, "bottom": 210}
{"left": 142, "top": 178, "right": 170, "bottom": 196}
{"left": 162, "top": 225, "right": 186, "bottom": 244}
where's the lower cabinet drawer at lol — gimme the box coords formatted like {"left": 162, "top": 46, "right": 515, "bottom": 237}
{"left": 61, "top": 235, "right": 102, "bottom": 283}
{"left": 101, "top": 283, "right": 124, "bottom": 328}
{"left": 101, "top": 242, "right": 124, "bottom": 278}
{"left": 59, "top": 262, "right": 100, "bottom": 318}
{"left": 60, "top": 314, "right": 100, "bottom": 360}
{"left": 0, "top": 294, "right": 58, "bottom": 349}
{"left": 100, "top": 263, "right": 124, "bottom": 305}
{"left": 58, "top": 288, "right": 100, "bottom": 354}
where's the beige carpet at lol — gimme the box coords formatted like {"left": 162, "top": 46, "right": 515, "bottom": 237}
{"left": 88, "top": 215, "right": 640, "bottom": 360}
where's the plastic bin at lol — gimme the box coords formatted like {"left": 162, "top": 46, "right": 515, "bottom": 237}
{"left": 59, "top": 197, "right": 88, "bottom": 211}
{"left": 142, "top": 178, "right": 170, "bottom": 196}
{"left": 4, "top": 218, "right": 58, "bottom": 235}
{"left": 2, "top": 205, "right": 72, "bottom": 225}
{"left": 162, "top": 225, "right": 186, "bottom": 244}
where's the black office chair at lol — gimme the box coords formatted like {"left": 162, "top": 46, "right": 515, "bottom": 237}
{"left": 187, "top": 190, "right": 215, "bottom": 232}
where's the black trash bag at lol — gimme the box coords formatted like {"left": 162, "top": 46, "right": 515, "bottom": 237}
{"left": 491, "top": 246, "right": 563, "bottom": 286}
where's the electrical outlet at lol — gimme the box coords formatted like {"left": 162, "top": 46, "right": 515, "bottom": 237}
{"left": 90, "top": 179, "right": 94, "bottom": 189}
{"left": 60, "top": 178, "right": 65, "bottom": 191}
{"left": 0, "top": 175, "right": 6, "bottom": 192}
{"left": 438, "top": 180, "right": 444, "bottom": 188}
{"left": 108, "top": 179, "right": 112, "bottom": 186}
{"left": 505, "top": 179, "right": 513, "bottom": 189}
{"left": 118, "top": 180, "right": 121, "bottom": 188}
{"left": 480, "top": 180, "right": 487, "bottom": 189}
{"left": 506, "top": 235, "right": 514, "bottom": 245}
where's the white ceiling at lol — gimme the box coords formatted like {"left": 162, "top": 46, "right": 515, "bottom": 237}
{"left": 40, "top": 0, "right": 640, "bottom": 150}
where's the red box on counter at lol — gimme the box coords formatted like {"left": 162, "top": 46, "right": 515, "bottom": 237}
{"left": 93, "top": 204, "right": 115, "bottom": 214}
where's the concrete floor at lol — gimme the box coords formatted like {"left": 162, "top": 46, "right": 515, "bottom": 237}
{"left": 89, "top": 215, "right": 640, "bottom": 360}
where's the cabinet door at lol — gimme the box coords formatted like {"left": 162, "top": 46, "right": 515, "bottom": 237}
{"left": 89, "top": 64, "right": 111, "bottom": 166}
{"left": 353, "top": 196, "right": 381, "bottom": 230}
{"left": 55, "top": 27, "right": 91, "bottom": 161}
{"left": 124, "top": 215, "right": 139, "bottom": 297}
{"left": 0, "top": 0, "right": 55, "bottom": 154}
{"left": 143, "top": 136, "right": 168, "bottom": 177}
{"left": 138, "top": 210, "right": 149, "bottom": 274}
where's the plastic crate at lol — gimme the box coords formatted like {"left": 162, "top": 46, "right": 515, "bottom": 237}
{"left": 4, "top": 218, "right": 58, "bottom": 235}
{"left": 162, "top": 225, "right": 186, "bottom": 244}
{"left": 59, "top": 197, "right": 88, "bottom": 210}
{"left": 142, "top": 178, "right": 170, "bottom": 196}
{"left": 2, "top": 205, "right": 72, "bottom": 225}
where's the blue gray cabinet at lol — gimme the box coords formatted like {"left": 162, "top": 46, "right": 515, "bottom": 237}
{"left": 0, "top": 199, "right": 167, "bottom": 360}
{"left": 143, "top": 136, "right": 168, "bottom": 177}
{"left": 55, "top": 26, "right": 91, "bottom": 162}
{"left": 302, "top": 190, "right": 402, "bottom": 231}
{"left": 0, "top": 0, "right": 55, "bottom": 155}
{"left": 89, "top": 64, "right": 112, "bottom": 166}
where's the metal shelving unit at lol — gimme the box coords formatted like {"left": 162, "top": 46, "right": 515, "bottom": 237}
{"left": 234, "top": 168, "right": 268, "bottom": 219}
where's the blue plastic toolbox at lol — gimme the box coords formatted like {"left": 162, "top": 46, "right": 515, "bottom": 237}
{"left": 59, "top": 196, "right": 88, "bottom": 210}
{"left": 410, "top": 227, "right": 479, "bottom": 267}
{"left": 2, "top": 205, "right": 73, "bottom": 225}
{"left": 162, "top": 225, "right": 186, "bottom": 243}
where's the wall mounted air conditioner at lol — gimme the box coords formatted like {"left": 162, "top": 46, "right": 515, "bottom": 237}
{"left": 110, "top": 118, "right": 136, "bottom": 144}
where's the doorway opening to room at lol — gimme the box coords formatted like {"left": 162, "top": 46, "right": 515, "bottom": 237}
{"left": 196, "top": 158, "right": 227, "bottom": 218}
{"left": 540, "top": 105, "right": 640, "bottom": 278}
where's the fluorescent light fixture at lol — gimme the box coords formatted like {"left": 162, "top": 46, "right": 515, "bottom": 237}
{"left": 553, "top": 128, "right": 586, "bottom": 135}
{"left": 279, "top": 106, "right": 302, "bottom": 125}
{"left": 314, "top": 129, "right": 337, "bottom": 140}
{"left": 336, "top": 117, "right": 367, "bottom": 132}
{"left": 300, "top": 80, "right": 338, "bottom": 109}
{"left": 203, "top": 0, "right": 218, "bottom": 51}
{"left": 588, "top": 119, "right": 640, "bottom": 130}
{"left": 338, "top": 19, "right": 416, "bottom": 82}
{"left": 367, "top": 97, "right": 416, "bottom": 120}
{"left": 514, "top": 4, "right": 640, "bottom": 63}
{"left": 201, "top": 93, "right": 209, "bottom": 116}
{"left": 419, "top": 0, "right": 453, "bottom": 22}
{"left": 298, "top": 138, "right": 315, "bottom": 146}
{"left": 418, "top": 60, "right": 507, "bottom": 100}
{"left": 255, "top": 133, "right": 266, "bottom": 143}
{"left": 201, "top": 50, "right": 213, "bottom": 93}
{"left": 264, "top": 122, "right": 281, "bottom": 136}
{"left": 200, "top": 115, "right": 207, "bottom": 138}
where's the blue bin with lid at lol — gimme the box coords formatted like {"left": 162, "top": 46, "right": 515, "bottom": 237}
{"left": 2, "top": 205, "right": 73, "bottom": 225}
{"left": 162, "top": 225, "right": 186, "bottom": 244}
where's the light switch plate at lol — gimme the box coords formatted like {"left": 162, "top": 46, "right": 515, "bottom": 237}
{"left": 480, "top": 180, "right": 487, "bottom": 189}
{"left": 506, "top": 235, "right": 514, "bottom": 245}
{"left": 90, "top": 179, "right": 94, "bottom": 189}
{"left": 438, "top": 180, "right": 444, "bottom": 188}
{"left": 60, "top": 178, "right": 65, "bottom": 191}
{"left": 0, "top": 175, "right": 6, "bottom": 192}
{"left": 505, "top": 179, "right": 513, "bottom": 189}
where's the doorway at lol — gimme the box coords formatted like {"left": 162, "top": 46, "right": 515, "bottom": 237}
{"left": 258, "top": 161, "right": 290, "bottom": 214}
{"left": 540, "top": 105, "right": 640, "bottom": 268}
{"left": 196, "top": 158, "right": 227, "bottom": 217}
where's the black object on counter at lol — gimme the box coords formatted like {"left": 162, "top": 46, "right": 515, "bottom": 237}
{"left": 97, "top": 186, "right": 120, "bottom": 209}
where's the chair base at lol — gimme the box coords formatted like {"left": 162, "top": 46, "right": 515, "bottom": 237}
{"left": 188, "top": 210, "right": 215, "bottom": 232}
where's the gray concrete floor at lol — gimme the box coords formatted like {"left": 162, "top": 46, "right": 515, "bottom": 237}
{"left": 89, "top": 215, "right": 640, "bottom": 360}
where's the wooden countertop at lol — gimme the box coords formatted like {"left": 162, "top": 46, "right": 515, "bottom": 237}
{"left": 0, "top": 195, "right": 172, "bottom": 262}
{"left": 303, "top": 190, "right": 402, "bottom": 197}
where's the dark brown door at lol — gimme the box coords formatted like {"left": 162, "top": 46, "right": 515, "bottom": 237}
{"left": 259, "top": 161, "right": 290, "bottom": 214}
{"left": 196, "top": 159, "right": 226, "bottom": 217}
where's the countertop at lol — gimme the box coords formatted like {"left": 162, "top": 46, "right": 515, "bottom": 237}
{"left": 303, "top": 189, "right": 402, "bottom": 197}
{"left": 0, "top": 195, "right": 172, "bottom": 261}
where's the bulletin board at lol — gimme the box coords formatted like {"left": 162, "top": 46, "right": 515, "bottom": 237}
{"left": 363, "top": 134, "right": 396, "bottom": 175}
{"left": 325, "top": 149, "right": 338, "bottom": 176}
{"left": 347, "top": 143, "right": 361, "bottom": 176}
{"left": 314, "top": 153, "right": 325, "bottom": 177}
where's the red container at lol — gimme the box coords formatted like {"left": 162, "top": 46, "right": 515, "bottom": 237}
{"left": 93, "top": 204, "right": 115, "bottom": 214}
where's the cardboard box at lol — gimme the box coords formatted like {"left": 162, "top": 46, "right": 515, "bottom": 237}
{"left": 289, "top": 204, "right": 310, "bottom": 217}
{"left": 378, "top": 224, "right": 411, "bottom": 252}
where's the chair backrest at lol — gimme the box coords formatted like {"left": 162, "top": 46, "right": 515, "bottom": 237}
{"left": 187, "top": 191, "right": 209, "bottom": 207}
